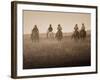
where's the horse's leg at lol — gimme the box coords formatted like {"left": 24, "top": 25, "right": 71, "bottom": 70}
{"left": 31, "top": 37, "right": 33, "bottom": 43}
{"left": 51, "top": 32, "right": 53, "bottom": 39}
{"left": 49, "top": 32, "right": 53, "bottom": 40}
{"left": 49, "top": 33, "right": 51, "bottom": 40}
{"left": 84, "top": 31, "right": 86, "bottom": 40}
{"left": 71, "top": 34, "right": 74, "bottom": 39}
{"left": 46, "top": 31, "right": 49, "bottom": 39}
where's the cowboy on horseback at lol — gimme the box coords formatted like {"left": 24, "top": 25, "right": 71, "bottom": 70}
{"left": 55, "top": 24, "right": 63, "bottom": 41}
{"left": 74, "top": 24, "right": 78, "bottom": 31}
{"left": 72, "top": 24, "right": 80, "bottom": 40}
{"left": 80, "top": 23, "right": 86, "bottom": 40}
{"left": 47, "top": 24, "right": 54, "bottom": 39}
{"left": 57, "top": 24, "right": 62, "bottom": 30}
{"left": 31, "top": 25, "right": 39, "bottom": 42}
{"left": 48, "top": 24, "right": 53, "bottom": 32}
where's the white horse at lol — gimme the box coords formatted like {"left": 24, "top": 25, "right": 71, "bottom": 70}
{"left": 47, "top": 31, "right": 54, "bottom": 39}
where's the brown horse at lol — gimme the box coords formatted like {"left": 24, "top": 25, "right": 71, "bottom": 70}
{"left": 55, "top": 30, "right": 63, "bottom": 41}
{"left": 72, "top": 30, "right": 80, "bottom": 41}
{"left": 72, "top": 30, "right": 86, "bottom": 40}
{"left": 31, "top": 25, "right": 39, "bottom": 42}
{"left": 80, "top": 30, "right": 86, "bottom": 40}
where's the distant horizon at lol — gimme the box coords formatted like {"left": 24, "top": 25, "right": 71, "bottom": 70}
{"left": 23, "top": 30, "right": 90, "bottom": 35}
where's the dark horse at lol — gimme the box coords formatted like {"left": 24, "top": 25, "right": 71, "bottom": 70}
{"left": 72, "top": 30, "right": 86, "bottom": 40}
{"left": 80, "top": 30, "right": 86, "bottom": 40}
{"left": 31, "top": 25, "right": 39, "bottom": 42}
{"left": 72, "top": 30, "right": 80, "bottom": 40}
{"left": 72, "top": 23, "right": 86, "bottom": 40}
{"left": 55, "top": 30, "right": 63, "bottom": 41}
{"left": 72, "top": 24, "right": 80, "bottom": 41}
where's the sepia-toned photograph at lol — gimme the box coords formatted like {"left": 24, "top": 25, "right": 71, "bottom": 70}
{"left": 23, "top": 11, "right": 91, "bottom": 69}
{"left": 11, "top": 1, "right": 97, "bottom": 78}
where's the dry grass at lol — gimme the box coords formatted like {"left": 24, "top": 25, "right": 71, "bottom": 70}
{"left": 23, "top": 33, "right": 91, "bottom": 69}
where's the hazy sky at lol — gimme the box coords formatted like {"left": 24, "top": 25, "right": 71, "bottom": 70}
{"left": 23, "top": 10, "right": 91, "bottom": 34}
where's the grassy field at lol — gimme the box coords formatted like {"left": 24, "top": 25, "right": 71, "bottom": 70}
{"left": 23, "top": 32, "right": 91, "bottom": 69}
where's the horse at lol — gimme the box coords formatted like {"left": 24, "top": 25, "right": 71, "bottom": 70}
{"left": 31, "top": 30, "right": 39, "bottom": 42}
{"left": 72, "top": 30, "right": 80, "bottom": 41}
{"left": 79, "top": 30, "right": 86, "bottom": 40}
{"left": 55, "top": 30, "right": 63, "bottom": 41}
{"left": 47, "top": 31, "right": 54, "bottom": 39}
